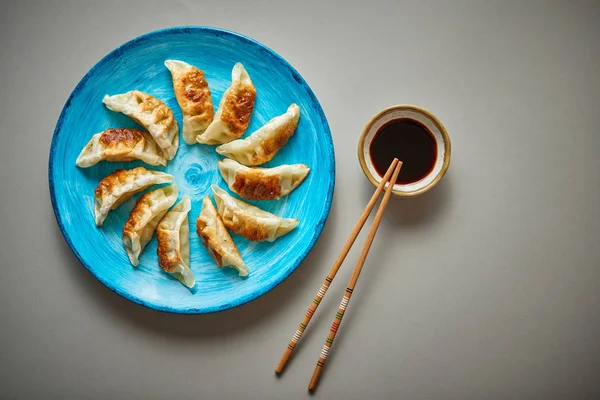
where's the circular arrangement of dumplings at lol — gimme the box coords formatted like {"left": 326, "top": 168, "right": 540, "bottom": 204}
{"left": 76, "top": 61, "right": 309, "bottom": 289}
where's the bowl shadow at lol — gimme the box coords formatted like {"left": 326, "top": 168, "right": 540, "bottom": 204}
{"left": 360, "top": 172, "right": 453, "bottom": 228}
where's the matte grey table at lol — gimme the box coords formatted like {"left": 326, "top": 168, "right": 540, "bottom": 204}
{"left": 1, "top": 1, "right": 599, "bottom": 399}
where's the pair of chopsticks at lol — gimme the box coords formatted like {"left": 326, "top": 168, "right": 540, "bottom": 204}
{"left": 275, "top": 158, "right": 402, "bottom": 391}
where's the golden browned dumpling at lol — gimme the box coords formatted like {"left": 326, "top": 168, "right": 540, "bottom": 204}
{"left": 103, "top": 91, "right": 179, "bottom": 159}
{"left": 218, "top": 159, "right": 309, "bottom": 200}
{"left": 122, "top": 184, "right": 178, "bottom": 266}
{"left": 165, "top": 60, "right": 214, "bottom": 144}
{"left": 197, "top": 63, "right": 256, "bottom": 145}
{"left": 156, "top": 196, "right": 195, "bottom": 288}
{"left": 76, "top": 128, "right": 167, "bottom": 167}
{"left": 196, "top": 196, "right": 248, "bottom": 276}
{"left": 211, "top": 185, "right": 298, "bottom": 242}
{"left": 94, "top": 167, "right": 173, "bottom": 226}
{"left": 215, "top": 104, "right": 300, "bottom": 166}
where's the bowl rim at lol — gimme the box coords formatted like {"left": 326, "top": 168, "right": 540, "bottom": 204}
{"left": 47, "top": 26, "right": 336, "bottom": 314}
{"left": 357, "top": 104, "right": 451, "bottom": 197}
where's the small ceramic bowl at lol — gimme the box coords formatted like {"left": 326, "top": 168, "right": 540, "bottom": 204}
{"left": 358, "top": 105, "right": 451, "bottom": 197}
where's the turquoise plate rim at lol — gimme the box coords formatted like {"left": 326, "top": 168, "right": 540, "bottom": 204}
{"left": 48, "top": 26, "right": 335, "bottom": 314}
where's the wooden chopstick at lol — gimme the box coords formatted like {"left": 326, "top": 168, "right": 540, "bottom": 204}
{"left": 275, "top": 158, "right": 400, "bottom": 375}
{"left": 308, "top": 160, "right": 402, "bottom": 391}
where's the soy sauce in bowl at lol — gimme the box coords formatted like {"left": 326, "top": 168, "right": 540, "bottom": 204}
{"left": 358, "top": 105, "right": 450, "bottom": 197}
{"left": 369, "top": 118, "right": 437, "bottom": 184}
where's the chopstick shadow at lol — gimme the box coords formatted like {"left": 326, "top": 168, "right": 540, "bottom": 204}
{"left": 51, "top": 193, "right": 341, "bottom": 342}
{"left": 309, "top": 174, "right": 454, "bottom": 388}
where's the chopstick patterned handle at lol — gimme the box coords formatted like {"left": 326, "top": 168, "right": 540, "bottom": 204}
{"left": 308, "top": 161, "right": 402, "bottom": 391}
{"left": 275, "top": 276, "right": 333, "bottom": 373}
{"left": 309, "top": 288, "right": 353, "bottom": 388}
{"left": 275, "top": 159, "right": 400, "bottom": 376}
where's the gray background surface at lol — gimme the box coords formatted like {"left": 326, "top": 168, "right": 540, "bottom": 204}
{"left": 1, "top": 1, "right": 599, "bottom": 399}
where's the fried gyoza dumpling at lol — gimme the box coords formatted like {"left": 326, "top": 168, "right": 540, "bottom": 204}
{"left": 197, "top": 63, "right": 256, "bottom": 145}
{"left": 165, "top": 60, "right": 214, "bottom": 144}
{"left": 94, "top": 167, "right": 173, "bottom": 226}
{"left": 75, "top": 128, "right": 167, "bottom": 167}
{"left": 218, "top": 158, "right": 309, "bottom": 200}
{"left": 215, "top": 104, "right": 300, "bottom": 166}
{"left": 103, "top": 91, "right": 179, "bottom": 159}
{"left": 196, "top": 196, "right": 248, "bottom": 277}
{"left": 156, "top": 195, "right": 195, "bottom": 288}
{"left": 122, "top": 184, "right": 178, "bottom": 266}
{"left": 211, "top": 185, "right": 298, "bottom": 242}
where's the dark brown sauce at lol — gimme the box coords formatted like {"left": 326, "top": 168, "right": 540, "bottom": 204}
{"left": 369, "top": 118, "right": 437, "bottom": 184}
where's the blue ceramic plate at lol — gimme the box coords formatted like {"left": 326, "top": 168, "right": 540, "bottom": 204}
{"left": 49, "top": 27, "right": 335, "bottom": 314}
